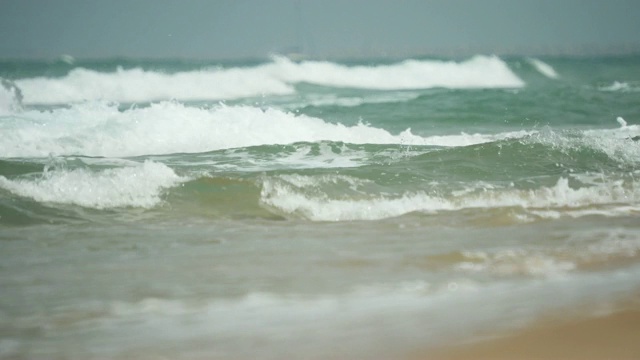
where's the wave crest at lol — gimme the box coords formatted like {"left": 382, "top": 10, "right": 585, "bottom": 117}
{"left": 270, "top": 54, "right": 524, "bottom": 90}
{"left": 1, "top": 101, "right": 527, "bottom": 158}
{"left": 0, "top": 78, "right": 23, "bottom": 114}
{"left": 527, "top": 58, "right": 559, "bottom": 79}
{"left": 260, "top": 175, "right": 640, "bottom": 221}
{"left": 0, "top": 161, "right": 184, "bottom": 209}
{"left": 14, "top": 56, "right": 525, "bottom": 105}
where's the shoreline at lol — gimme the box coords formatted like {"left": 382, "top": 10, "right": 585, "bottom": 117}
{"left": 415, "top": 304, "right": 640, "bottom": 360}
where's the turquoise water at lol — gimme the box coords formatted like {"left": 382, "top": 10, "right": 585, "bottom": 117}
{"left": 1, "top": 55, "right": 640, "bottom": 359}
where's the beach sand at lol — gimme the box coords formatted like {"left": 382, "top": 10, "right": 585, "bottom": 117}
{"left": 415, "top": 306, "right": 640, "bottom": 360}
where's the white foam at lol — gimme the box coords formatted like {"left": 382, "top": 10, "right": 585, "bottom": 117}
{"left": 600, "top": 81, "right": 639, "bottom": 92}
{"left": 0, "top": 87, "right": 14, "bottom": 115}
{"left": 16, "top": 66, "right": 295, "bottom": 105}
{"left": 0, "top": 79, "right": 23, "bottom": 115}
{"left": 0, "top": 101, "right": 528, "bottom": 158}
{"left": 580, "top": 129, "right": 640, "bottom": 164}
{"left": 275, "top": 173, "right": 372, "bottom": 189}
{"left": 15, "top": 56, "right": 524, "bottom": 105}
{"left": 527, "top": 58, "right": 559, "bottom": 79}
{"left": 270, "top": 54, "right": 525, "bottom": 90}
{"left": 234, "top": 143, "right": 370, "bottom": 171}
{"left": 457, "top": 250, "right": 576, "bottom": 277}
{"left": 457, "top": 229, "right": 640, "bottom": 278}
{"left": 526, "top": 123, "right": 640, "bottom": 166}
{"left": 0, "top": 160, "right": 184, "bottom": 209}
{"left": 419, "top": 130, "right": 534, "bottom": 147}
{"left": 286, "top": 91, "right": 421, "bottom": 109}
{"left": 261, "top": 182, "right": 448, "bottom": 221}
{"left": 34, "top": 266, "right": 640, "bottom": 360}
{"left": 531, "top": 206, "right": 640, "bottom": 220}
{"left": 581, "top": 231, "right": 640, "bottom": 260}
{"left": 260, "top": 176, "right": 640, "bottom": 221}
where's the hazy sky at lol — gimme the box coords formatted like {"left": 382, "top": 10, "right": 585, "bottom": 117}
{"left": 1, "top": 0, "right": 639, "bottom": 59}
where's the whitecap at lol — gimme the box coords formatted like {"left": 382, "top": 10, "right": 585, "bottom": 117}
{"left": 15, "top": 55, "right": 525, "bottom": 105}
{"left": 527, "top": 58, "right": 559, "bottom": 79}
{"left": 0, "top": 160, "right": 184, "bottom": 209}
{"left": 0, "top": 101, "right": 532, "bottom": 158}
{"left": 260, "top": 176, "right": 640, "bottom": 221}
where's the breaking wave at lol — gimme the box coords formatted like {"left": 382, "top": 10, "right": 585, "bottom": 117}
{"left": 0, "top": 161, "right": 184, "bottom": 209}
{"left": 14, "top": 55, "right": 525, "bottom": 105}
{"left": 0, "top": 101, "right": 531, "bottom": 158}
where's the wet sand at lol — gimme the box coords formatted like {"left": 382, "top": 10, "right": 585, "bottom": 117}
{"left": 417, "top": 307, "right": 640, "bottom": 360}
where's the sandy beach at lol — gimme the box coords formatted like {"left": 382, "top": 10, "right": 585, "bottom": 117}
{"left": 417, "top": 305, "right": 640, "bottom": 360}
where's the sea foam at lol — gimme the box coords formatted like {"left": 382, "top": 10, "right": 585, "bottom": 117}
{"left": 458, "top": 228, "right": 640, "bottom": 277}
{"left": 600, "top": 81, "right": 640, "bottom": 92}
{"left": 15, "top": 66, "right": 295, "bottom": 105}
{"left": 0, "top": 101, "right": 527, "bottom": 158}
{"left": 269, "top": 55, "right": 525, "bottom": 90}
{"left": 533, "top": 122, "right": 640, "bottom": 166}
{"left": 527, "top": 58, "right": 559, "bottom": 79}
{"left": 15, "top": 55, "right": 524, "bottom": 105}
{"left": 0, "top": 79, "right": 23, "bottom": 115}
{"left": 260, "top": 176, "right": 640, "bottom": 221}
{"left": 0, "top": 161, "right": 184, "bottom": 209}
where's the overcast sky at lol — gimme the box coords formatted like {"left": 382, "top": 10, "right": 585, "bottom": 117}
{"left": 1, "top": 0, "right": 639, "bottom": 59}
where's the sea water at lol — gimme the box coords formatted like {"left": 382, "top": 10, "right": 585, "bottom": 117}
{"left": 1, "top": 54, "right": 640, "bottom": 359}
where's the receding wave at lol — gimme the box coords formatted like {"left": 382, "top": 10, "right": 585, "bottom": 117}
{"left": 14, "top": 55, "right": 525, "bottom": 105}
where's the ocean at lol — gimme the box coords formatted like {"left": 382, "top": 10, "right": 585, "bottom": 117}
{"left": 1, "top": 54, "right": 640, "bottom": 359}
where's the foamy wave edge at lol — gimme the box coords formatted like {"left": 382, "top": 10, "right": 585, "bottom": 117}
{"left": 0, "top": 160, "right": 184, "bottom": 209}
{"left": 14, "top": 55, "right": 525, "bottom": 105}
{"left": 261, "top": 176, "right": 640, "bottom": 221}
{"left": 0, "top": 101, "right": 530, "bottom": 158}
{"left": 527, "top": 58, "right": 559, "bottom": 79}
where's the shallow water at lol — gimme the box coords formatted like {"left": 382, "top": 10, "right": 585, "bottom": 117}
{"left": 1, "top": 55, "right": 640, "bottom": 359}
